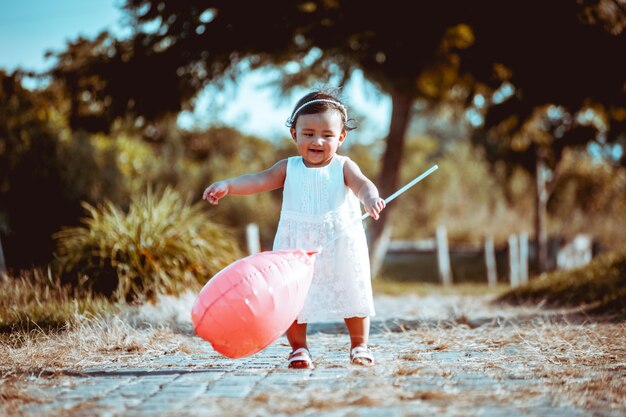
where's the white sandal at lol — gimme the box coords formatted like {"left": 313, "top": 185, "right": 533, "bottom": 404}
{"left": 288, "top": 347, "right": 314, "bottom": 369}
{"left": 350, "top": 345, "right": 374, "bottom": 366}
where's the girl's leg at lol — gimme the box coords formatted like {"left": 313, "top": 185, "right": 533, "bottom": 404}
{"left": 344, "top": 316, "right": 370, "bottom": 348}
{"left": 344, "top": 316, "right": 373, "bottom": 365}
{"left": 285, "top": 320, "right": 310, "bottom": 368}
{"left": 286, "top": 320, "right": 308, "bottom": 349}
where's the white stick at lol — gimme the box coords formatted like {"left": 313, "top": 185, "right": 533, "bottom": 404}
{"left": 359, "top": 164, "right": 439, "bottom": 221}
{"left": 320, "top": 165, "right": 439, "bottom": 250}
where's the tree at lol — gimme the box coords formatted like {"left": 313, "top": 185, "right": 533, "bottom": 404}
{"left": 0, "top": 71, "right": 100, "bottom": 267}
{"left": 459, "top": 0, "right": 626, "bottom": 272}
{"left": 49, "top": 1, "right": 625, "bottom": 274}
{"left": 49, "top": 1, "right": 474, "bottom": 271}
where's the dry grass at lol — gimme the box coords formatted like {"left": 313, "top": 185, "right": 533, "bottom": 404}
{"left": 388, "top": 319, "right": 626, "bottom": 410}
{"left": 1, "top": 292, "right": 624, "bottom": 415}
{"left": 498, "top": 246, "right": 626, "bottom": 318}
{"left": 202, "top": 317, "right": 624, "bottom": 414}
{"left": 0, "top": 292, "right": 201, "bottom": 416}
{"left": 373, "top": 280, "right": 510, "bottom": 297}
{"left": 0, "top": 294, "right": 201, "bottom": 374}
{"left": 210, "top": 306, "right": 624, "bottom": 415}
{"left": 393, "top": 364, "right": 423, "bottom": 376}
{"left": 0, "top": 270, "right": 118, "bottom": 333}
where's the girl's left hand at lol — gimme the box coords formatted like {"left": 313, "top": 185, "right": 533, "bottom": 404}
{"left": 364, "top": 197, "right": 386, "bottom": 220}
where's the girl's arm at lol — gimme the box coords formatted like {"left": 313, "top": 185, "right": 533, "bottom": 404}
{"left": 203, "top": 159, "right": 287, "bottom": 205}
{"left": 343, "top": 159, "right": 386, "bottom": 220}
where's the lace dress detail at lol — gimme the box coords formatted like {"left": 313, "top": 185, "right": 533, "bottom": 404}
{"left": 273, "top": 155, "right": 375, "bottom": 323}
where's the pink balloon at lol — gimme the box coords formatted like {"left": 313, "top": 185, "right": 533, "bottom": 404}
{"left": 191, "top": 249, "right": 316, "bottom": 358}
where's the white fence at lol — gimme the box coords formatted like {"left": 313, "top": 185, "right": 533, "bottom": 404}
{"left": 243, "top": 223, "right": 593, "bottom": 286}
{"left": 382, "top": 227, "right": 594, "bottom": 286}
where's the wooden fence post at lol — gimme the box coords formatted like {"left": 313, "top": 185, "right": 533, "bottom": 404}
{"left": 436, "top": 225, "right": 452, "bottom": 286}
{"left": 246, "top": 223, "right": 260, "bottom": 255}
{"left": 508, "top": 234, "right": 520, "bottom": 287}
{"left": 519, "top": 232, "right": 529, "bottom": 286}
{"left": 484, "top": 236, "right": 497, "bottom": 287}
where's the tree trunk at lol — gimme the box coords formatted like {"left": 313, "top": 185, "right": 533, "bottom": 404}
{"left": 367, "top": 91, "right": 413, "bottom": 276}
{"left": 534, "top": 153, "right": 549, "bottom": 274}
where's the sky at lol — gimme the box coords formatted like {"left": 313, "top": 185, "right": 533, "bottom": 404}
{"left": 0, "top": 1, "right": 391, "bottom": 142}
{"left": 0, "top": 0, "right": 127, "bottom": 71}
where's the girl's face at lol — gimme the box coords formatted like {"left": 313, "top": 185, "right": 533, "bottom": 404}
{"left": 290, "top": 110, "right": 346, "bottom": 167}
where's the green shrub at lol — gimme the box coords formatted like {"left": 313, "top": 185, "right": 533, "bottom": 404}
{"left": 497, "top": 247, "right": 626, "bottom": 318}
{"left": 53, "top": 187, "right": 242, "bottom": 301}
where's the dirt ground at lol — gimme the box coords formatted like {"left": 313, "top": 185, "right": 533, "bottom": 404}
{"left": 1, "top": 292, "right": 625, "bottom": 416}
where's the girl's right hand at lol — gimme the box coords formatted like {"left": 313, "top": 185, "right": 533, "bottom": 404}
{"left": 202, "top": 181, "right": 229, "bottom": 205}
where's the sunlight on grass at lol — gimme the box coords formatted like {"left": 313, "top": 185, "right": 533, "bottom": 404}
{"left": 498, "top": 246, "right": 626, "bottom": 318}
{"left": 0, "top": 270, "right": 118, "bottom": 333}
{"left": 373, "top": 278, "right": 510, "bottom": 297}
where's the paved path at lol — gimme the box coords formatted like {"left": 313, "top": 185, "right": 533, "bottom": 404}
{"left": 6, "top": 294, "right": 626, "bottom": 417}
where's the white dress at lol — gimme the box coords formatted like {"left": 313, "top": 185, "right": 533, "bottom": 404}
{"left": 273, "top": 155, "right": 376, "bottom": 323}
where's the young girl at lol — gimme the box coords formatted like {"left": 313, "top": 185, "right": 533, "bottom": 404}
{"left": 202, "top": 91, "right": 385, "bottom": 368}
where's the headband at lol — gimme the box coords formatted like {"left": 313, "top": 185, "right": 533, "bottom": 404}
{"left": 287, "top": 99, "right": 348, "bottom": 125}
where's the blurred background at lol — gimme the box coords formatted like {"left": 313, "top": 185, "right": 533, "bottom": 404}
{"left": 1, "top": 0, "right": 625, "bottom": 299}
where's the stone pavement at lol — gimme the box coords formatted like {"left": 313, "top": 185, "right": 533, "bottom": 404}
{"left": 10, "top": 294, "right": 626, "bottom": 417}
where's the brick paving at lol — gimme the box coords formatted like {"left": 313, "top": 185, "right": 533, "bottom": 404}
{"left": 7, "top": 294, "right": 626, "bottom": 417}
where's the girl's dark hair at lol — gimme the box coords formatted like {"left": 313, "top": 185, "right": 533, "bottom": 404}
{"left": 286, "top": 90, "right": 357, "bottom": 131}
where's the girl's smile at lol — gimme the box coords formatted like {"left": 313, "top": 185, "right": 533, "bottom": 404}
{"left": 291, "top": 110, "right": 346, "bottom": 167}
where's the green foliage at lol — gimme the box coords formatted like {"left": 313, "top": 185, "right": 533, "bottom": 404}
{"left": 54, "top": 187, "right": 242, "bottom": 301}
{"left": 48, "top": 1, "right": 625, "bottom": 148}
{"left": 49, "top": 1, "right": 476, "bottom": 130}
{"left": 387, "top": 137, "right": 533, "bottom": 244}
{"left": 1, "top": 75, "right": 289, "bottom": 267}
{"left": 462, "top": 1, "right": 626, "bottom": 160}
{"left": 41, "top": 1, "right": 625, "bottom": 274}
{"left": 344, "top": 141, "right": 382, "bottom": 181}
{"left": 88, "top": 132, "right": 170, "bottom": 204}
{"left": 497, "top": 247, "right": 626, "bottom": 318}
{"left": 548, "top": 150, "right": 626, "bottom": 248}
{"left": 349, "top": 134, "right": 626, "bottom": 250}
{"left": 181, "top": 125, "right": 291, "bottom": 248}
{"left": 0, "top": 72, "right": 164, "bottom": 267}
{"left": 0, "top": 71, "right": 92, "bottom": 266}
{"left": 0, "top": 270, "right": 117, "bottom": 333}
